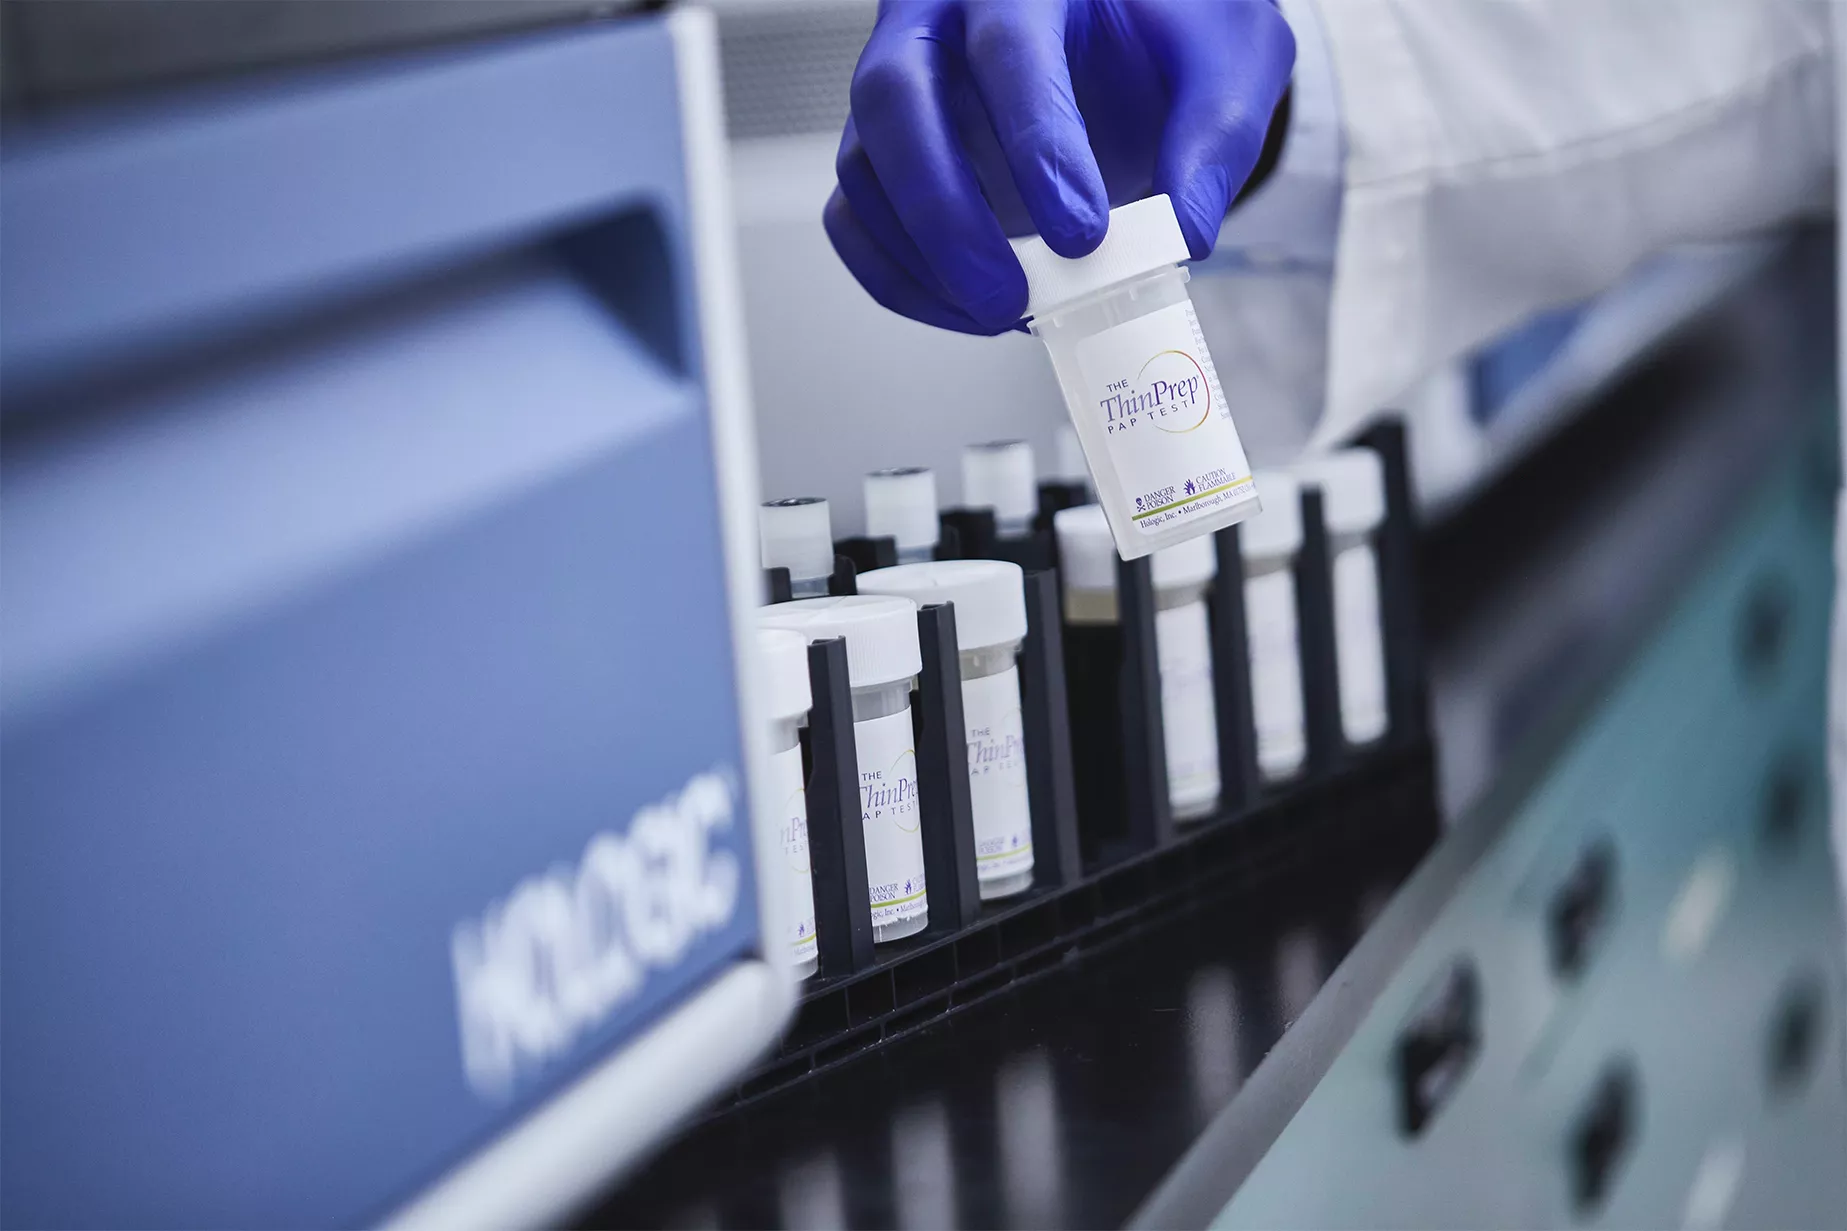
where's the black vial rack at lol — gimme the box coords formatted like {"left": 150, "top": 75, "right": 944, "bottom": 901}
{"left": 743, "top": 419, "right": 1439, "bottom": 1109}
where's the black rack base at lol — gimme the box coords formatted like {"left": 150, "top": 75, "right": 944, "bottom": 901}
{"left": 719, "top": 736, "right": 1440, "bottom": 1113}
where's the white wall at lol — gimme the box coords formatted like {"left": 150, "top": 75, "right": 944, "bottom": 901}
{"left": 729, "top": 134, "right": 1335, "bottom": 536}
{"left": 730, "top": 134, "right": 1071, "bottom": 535}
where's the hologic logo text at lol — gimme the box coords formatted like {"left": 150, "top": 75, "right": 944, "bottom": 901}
{"left": 451, "top": 768, "right": 742, "bottom": 1098}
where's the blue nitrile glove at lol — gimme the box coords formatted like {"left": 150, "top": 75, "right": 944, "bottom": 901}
{"left": 824, "top": 0, "right": 1295, "bottom": 335}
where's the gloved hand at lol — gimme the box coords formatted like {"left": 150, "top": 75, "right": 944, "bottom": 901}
{"left": 824, "top": 0, "right": 1295, "bottom": 335}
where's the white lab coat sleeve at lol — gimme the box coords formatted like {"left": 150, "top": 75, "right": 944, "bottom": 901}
{"left": 1309, "top": 0, "right": 1836, "bottom": 447}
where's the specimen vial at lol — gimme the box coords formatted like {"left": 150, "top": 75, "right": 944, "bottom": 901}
{"left": 865, "top": 467, "right": 940, "bottom": 564}
{"left": 758, "top": 628, "right": 818, "bottom": 979}
{"left": 1238, "top": 470, "right": 1306, "bottom": 780}
{"left": 757, "top": 595, "right": 929, "bottom": 942}
{"left": 760, "top": 497, "right": 835, "bottom": 598}
{"left": 1294, "top": 449, "right": 1388, "bottom": 746}
{"left": 1053, "top": 503, "right": 1222, "bottom": 820}
{"left": 1013, "top": 195, "right": 1260, "bottom": 560}
{"left": 1054, "top": 423, "right": 1092, "bottom": 496}
{"left": 961, "top": 440, "right": 1038, "bottom": 538}
{"left": 858, "top": 559, "right": 1035, "bottom": 899}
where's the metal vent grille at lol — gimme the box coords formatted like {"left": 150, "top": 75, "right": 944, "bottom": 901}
{"left": 717, "top": 1, "right": 874, "bottom": 141}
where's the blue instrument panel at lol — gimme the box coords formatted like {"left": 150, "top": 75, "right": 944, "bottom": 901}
{"left": 1, "top": 14, "right": 779, "bottom": 1228}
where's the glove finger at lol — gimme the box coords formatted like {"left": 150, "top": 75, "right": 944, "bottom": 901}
{"left": 1149, "top": 4, "right": 1295, "bottom": 257}
{"left": 963, "top": 0, "right": 1108, "bottom": 258}
{"left": 823, "top": 189, "right": 1005, "bottom": 336}
{"left": 835, "top": 118, "right": 957, "bottom": 300}
{"left": 849, "top": 10, "right": 1028, "bottom": 330}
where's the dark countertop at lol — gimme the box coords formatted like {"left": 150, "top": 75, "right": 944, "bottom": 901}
{"left": 593, "top": 845, "right": 1412, "bottom": 1230}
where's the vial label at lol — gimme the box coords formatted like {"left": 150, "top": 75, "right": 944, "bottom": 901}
{"left": 854, "top": 706, "right": 929, "bottom": 927}
{"left": 1246, "top": 571, "right": 1306, "bottom": 778}
{"left": 962, "top": 665, "right": 1035, "bottom": 883}
{"left": 768, "top": 742, "right": 818, "bottom": 960}
{"left": 1156, "top": 599, "right": 1221, "bottom": 813}
{"left": 1075, "top": 299, "right": 1254, "bottom": 536}
{"left": 1333, "top": 544, "right": 1389, "bottom": 744}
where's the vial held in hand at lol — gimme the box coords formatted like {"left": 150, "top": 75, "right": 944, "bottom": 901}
{"left": 1013, "top": 195, "right": 1261, "bottom": 560}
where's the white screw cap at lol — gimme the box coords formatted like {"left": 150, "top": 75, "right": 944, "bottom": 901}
{"left": 857, "top": 559, "right": 1028, "bottom": 652}
{"left": 757, "top": 628, "right": 813, "bottom": 721}
{"left": 1009, "top": 195, "right": 1192, "bottom": 320}
{"left": 756, "top": 595, "right": 922, "bottom": 689}
{"left": 1154, "top": 532, "right": 1217, "bottom": 590}
{"left": 864, "top": 467, "right": 940, "bottom": 553}
{"left": 1239, "top": 470, "right": 1303, "bottom": 561}
{"left": 1052, "top": 503, "right": 1117, "bottom": 593}
{"left": 760, "top": 497, "right": 834, "bottom": 583}
{"left": 1053, "top": 503, "right": 1218, "bottom": 592}
{"left": 961, "top": 440, "right": 1037, "bottom": 525}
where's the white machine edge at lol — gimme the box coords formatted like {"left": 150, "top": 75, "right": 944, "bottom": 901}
{"left": 385, "top": 11, "right": 794, "bottom": 1226}
{"left": 384, "top": 962, "right": 783, "bottom": 1230}
{"left": 668, "top": 4, "right": 799, "bottom": 1002}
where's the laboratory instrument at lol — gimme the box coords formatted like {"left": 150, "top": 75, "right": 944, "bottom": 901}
{"left": 0, "top": 9, "right": 796, "bottom": 1227}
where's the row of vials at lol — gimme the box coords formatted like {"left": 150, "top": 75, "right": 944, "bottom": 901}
{"left": 753, "top": 431, "right": 1393, "bottom": 980}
